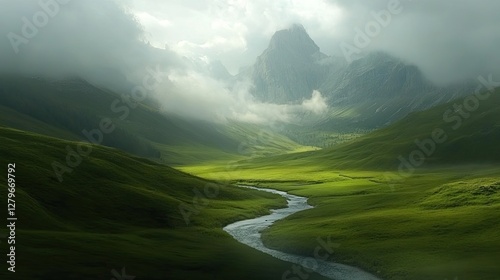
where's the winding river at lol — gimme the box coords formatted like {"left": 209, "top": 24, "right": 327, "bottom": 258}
{"left": 223, "top": 186, "right": 380, "bottom": 280}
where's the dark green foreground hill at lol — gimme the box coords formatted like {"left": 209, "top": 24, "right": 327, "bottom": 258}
{"left": 0, "top": 127, "right": 328, "bottom": 280}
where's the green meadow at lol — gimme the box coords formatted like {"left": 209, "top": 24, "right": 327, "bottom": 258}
{"left": 2, "top": 78, "right": 500, "bottom": 280}
{"left": 0, "top": 127, "right": 329, "bottom": 280}
{"left": 181, "top": 163, "right": 500, "bottom": 280}
{"left": 180, "top": 89, "right": 500, "bottom": 280}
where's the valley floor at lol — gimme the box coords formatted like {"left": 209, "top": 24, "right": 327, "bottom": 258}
{"left": 181, "top": 163, "right": 500, "bottom": 280}
{"left": 3, "top": 126, "right": 500, "bottom": 280}
{"left": 0, "top": 127, "right": 330, "bottom": 280}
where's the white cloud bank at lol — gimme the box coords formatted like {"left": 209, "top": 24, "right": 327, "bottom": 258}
{"left": 158, "top": 69, "right": 328, "bottom": 123}
{"left": 0, "top": 0, "right": 328, "bottom": 124}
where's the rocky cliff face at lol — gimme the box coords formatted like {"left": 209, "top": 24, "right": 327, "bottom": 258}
{"left": 250, "top": 24, "right": 329, "bottom": 103}
{"left": 244, "top": 24, "right": 472, "bottom": 126}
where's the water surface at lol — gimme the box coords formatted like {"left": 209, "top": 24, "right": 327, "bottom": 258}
{"left": 223, "top": 186, "right": 381, "bottom": 280}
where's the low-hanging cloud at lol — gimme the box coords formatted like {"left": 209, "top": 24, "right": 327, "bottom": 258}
{"left": 157, "top": 68, "right": 328, "bottom": 123}
{"left": 5, "top": 0, "right": 496, "bottom": 123}
{"left": 0, "top": 0, "right": 182, "bottom": 87}
{"left": 302, "top": 90, "right": 327, "bottom": 114}
{"left": 0, "top": 0, "right": 329, "bottom": 124}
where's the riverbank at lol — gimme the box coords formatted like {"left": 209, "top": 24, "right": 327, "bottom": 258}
{"left": 181, "top": 164, "right": 500, "bottom": 280}
{"left": 224, "top": 186, "right": 380, "bottom": 280}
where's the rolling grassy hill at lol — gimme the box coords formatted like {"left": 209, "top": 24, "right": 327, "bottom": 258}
{"left": 240, "top": 87, "right": 500, "bottom": 170}
{"left": 184, "top": 157, "right": 500, "bottom": 280}
{"left": 0, "top": 126, "right": 329, "bottom": 280}
{"left": 181, "top": 88, "right": 500, "bottom": 280}
{"left": 3, "top": 75, "right": 498, "bottom": 280}
{"left": 0, "top": 76, "right": 308, "bottom": 165}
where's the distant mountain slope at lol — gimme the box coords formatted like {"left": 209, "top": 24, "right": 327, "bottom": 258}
{"left": 0, "top": 76, "right": 305, "bottom": 164}
{"left": 249, "top": 24, "right": 329, "bottom": 103}
{"left": 243, "top": 25, "right": 472, "bottom": 129}
{"left": 320, "top": 52, "right": 473, "bottom": 127}
{"left": 324, "top": 88, "right": 500, "bottom": 168}
{"left": 246, "top": 87, "right": 500, "bottom": 169}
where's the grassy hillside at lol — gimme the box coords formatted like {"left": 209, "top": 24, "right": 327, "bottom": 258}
{"left": 182, "top": 163, "right": 500, "bottom": 280}
{"left": 0, "top": 76, "right": 308, "bottom": 165}
{"left": 0, "top": 126, "right": 329, "bottom": 280}
{"left": 180, "top": 88, "right": 500, "bottom": 280}
{"left": 243, "top": 87, "right": 500, "bottom": 170}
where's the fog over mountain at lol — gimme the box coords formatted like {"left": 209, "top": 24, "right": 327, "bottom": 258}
{"left": 129, "top": 0, "right": 500, "bottom": 85}
{"left": 2, "top": 3, "right": 500, "bottom": 279}
{"left": 1, "top": 0, "right": 499, "bottom": 124}
{"left": 329, "top": 0, "right": 500, "bottom": 85}
{"left": 0, "top": 1, "right": 181, "bottom": 83}
{"left": 248, "top": 24, "right": 330, "bottom": 103}
{"left": 0, "top": 0, "right": 327, "bottom": 123}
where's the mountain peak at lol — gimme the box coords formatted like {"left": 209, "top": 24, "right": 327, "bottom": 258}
{"left": 289, "top": 23, "right": 306, "bottom": 31}
{"left": 268, "top": 24, "right": 320, "bottom": 55}
{"left": 249, "top": 24, "right": 327, "bottom": 103}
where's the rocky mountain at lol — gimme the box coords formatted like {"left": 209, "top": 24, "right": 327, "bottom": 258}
{"left": 243, "top": 24, "right": 472, "bottom": 128}
{"left": 320, "top": 52, "right": 472, "bottom": 126}
{"left": 249, "top": 24, "right": 329, "bottom": 103}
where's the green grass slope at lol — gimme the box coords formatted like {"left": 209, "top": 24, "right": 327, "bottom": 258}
{"left": 183, "top": 163, "right": 500, "bottom": 280}
{"left": 181, "top": 88, "right": 500, "bottom": 280}
{"left": 0, "top": 76, "right": 307, "bottom": 165}
{"left": 0, "top": 126, "right": 329, "bottom": 280}
{"left": 244, "top": 87, "right": 500, "bottom": 170}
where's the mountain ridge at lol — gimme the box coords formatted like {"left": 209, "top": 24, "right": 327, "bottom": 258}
{"left": 248, "top": 24, "right": 329, "bottom": 103}
{"left": 244, "top": 24, "right": 473, "bottom": 130}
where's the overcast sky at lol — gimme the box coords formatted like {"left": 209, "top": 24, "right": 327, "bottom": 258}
{"left": 1, "top": 0, "right": 499, "bottom": 122}
{"left": 127, "top": 0, "right": 500, "bottom": 83}
{"left": 2, "top": 0, "right": 500, "bottom": 81}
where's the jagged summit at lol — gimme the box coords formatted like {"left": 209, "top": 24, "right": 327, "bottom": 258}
{"left": 268, "top": 24, "right": 320, "bottom": 56}
{"left": 241, "top": 24, "right": 472, "bottom": 125}
{"left": 249, "top": 24, "right": 328, "bottom": 103}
